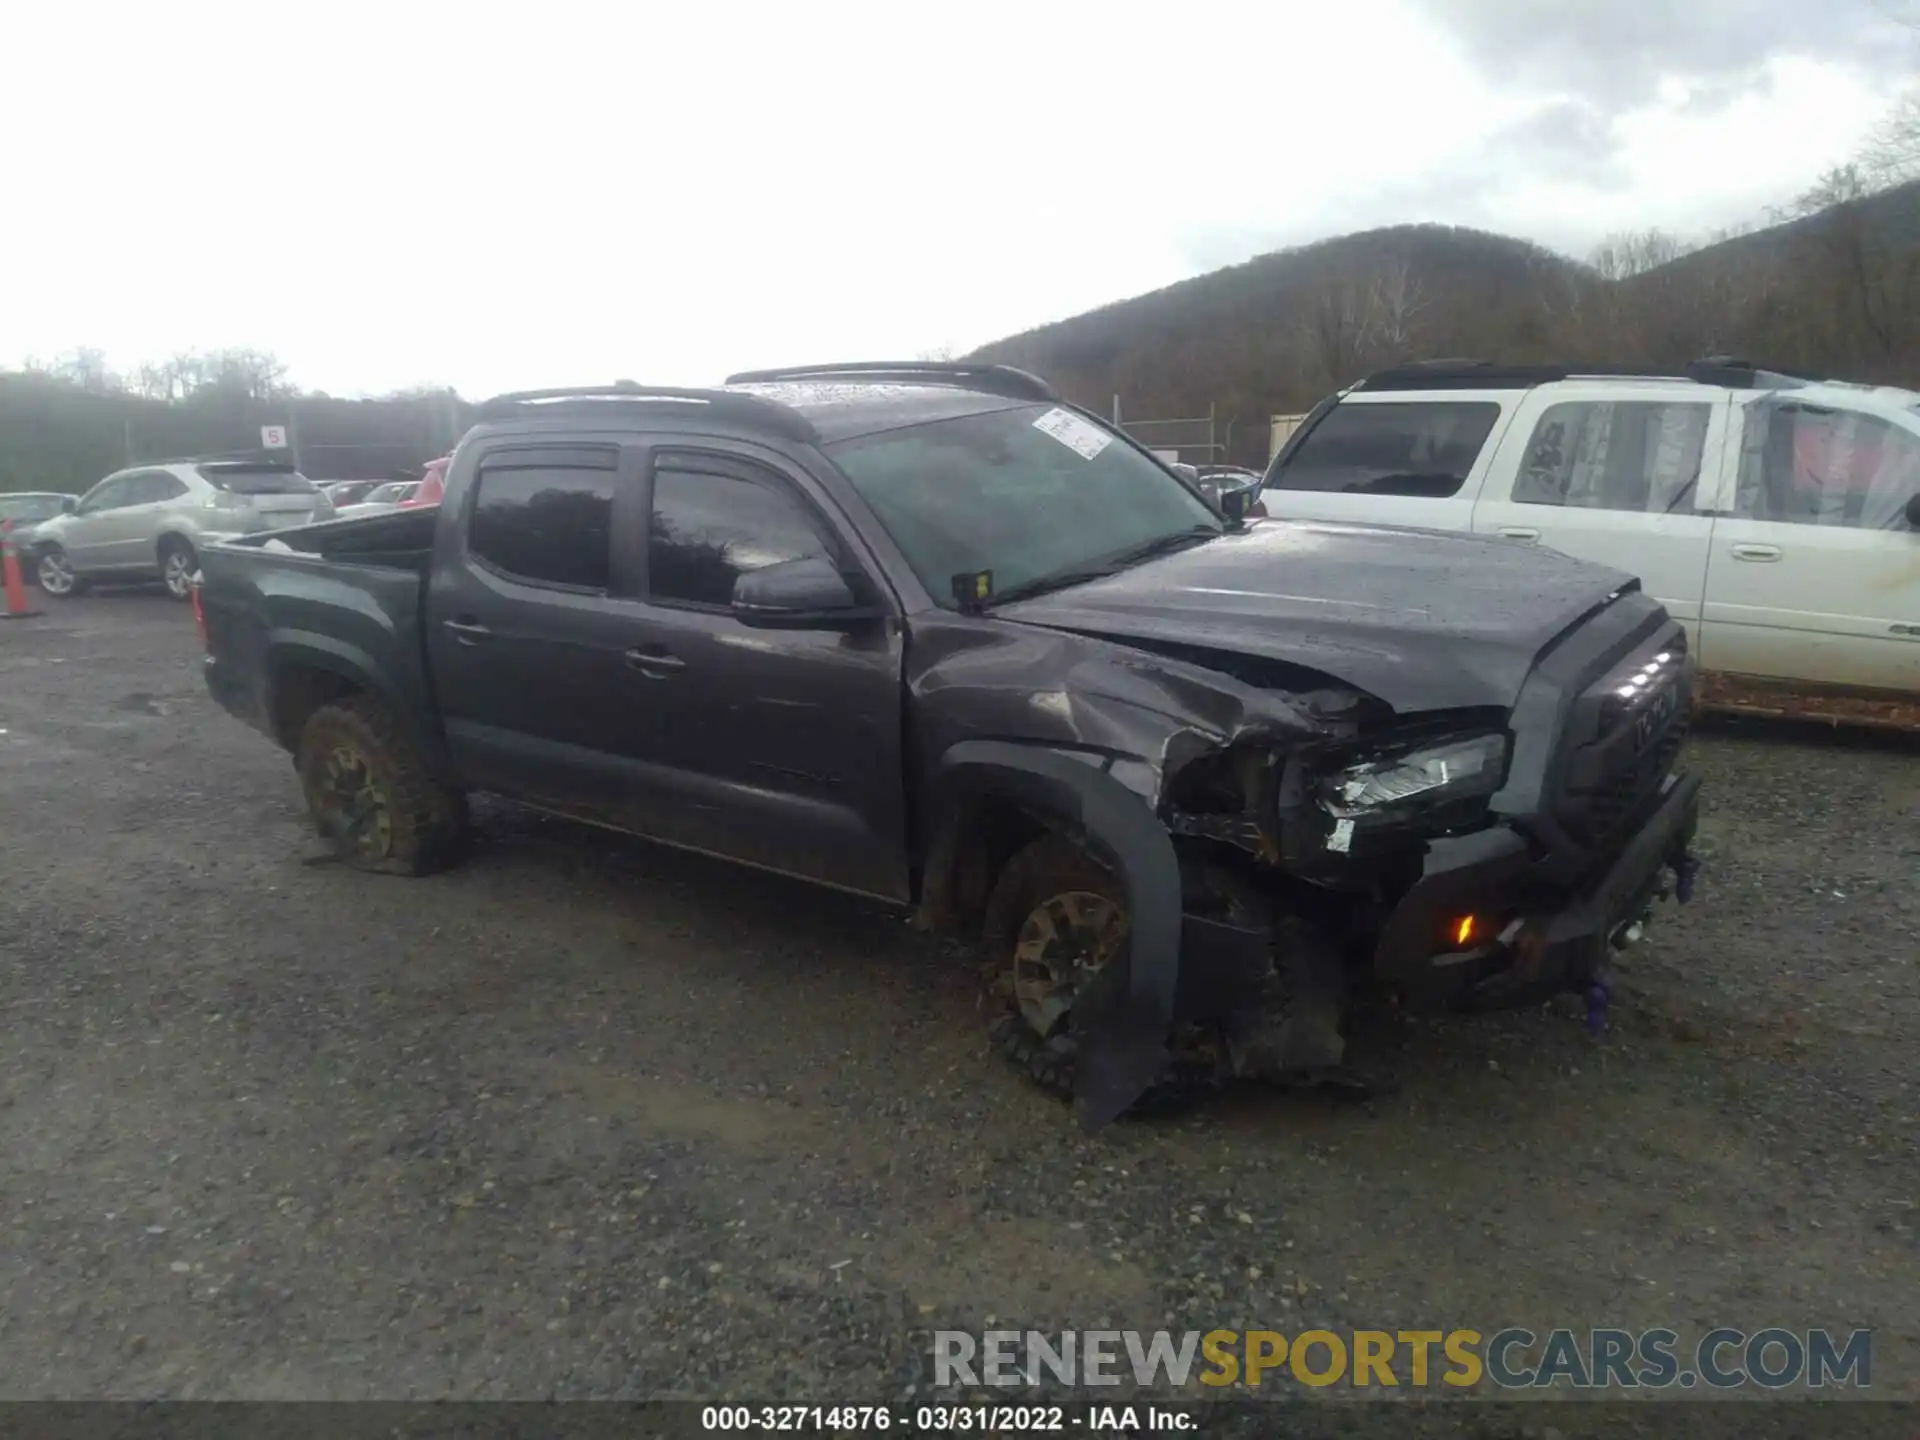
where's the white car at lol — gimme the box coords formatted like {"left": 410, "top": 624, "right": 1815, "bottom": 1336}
{"left": 330, "top": 480, "right": 420, "bottom": 520}
{"left": 1258, "top": 359, "right": 1920, "bottom": 719}
{"left": 27, "top": 459, "right": 334, "bottom": 600}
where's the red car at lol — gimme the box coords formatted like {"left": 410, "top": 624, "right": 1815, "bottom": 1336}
{"left": 399, "top": 455, "right": 451, "bottom": 508}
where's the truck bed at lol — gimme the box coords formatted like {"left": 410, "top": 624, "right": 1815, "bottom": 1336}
{"left": 197, "top": 509, "right": 442, "bottom": 754}
{"left": 241, "top": 506, "right": 439, "bottom": 571}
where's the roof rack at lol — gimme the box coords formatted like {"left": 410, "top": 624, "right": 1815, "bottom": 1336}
{"left": 474, "top": 383, "right": 816, "bottom": 441}
{"left": 1682, "top": 356, "right": 1814, "bottom": 389}
{"left": 723, "top": 361, "right": 1060, "bottom": 403}
{"left": 140, "top": 453, "right": 294, "bottom": 469}
{"left": 1356, "top": 357, "right": 1817, "bottom": 393}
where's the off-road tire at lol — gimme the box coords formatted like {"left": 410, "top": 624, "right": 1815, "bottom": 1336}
{"left": 295, "top": 695, "right": 469, "bottom": 875}
{"left": 981, "top": 834, "right": 1218, "bottom": 1114}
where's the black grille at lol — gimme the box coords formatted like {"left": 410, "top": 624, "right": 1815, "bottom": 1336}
{"left": 1570, "top": 709, "right": 1690, "bottom": 846}
{"left": 1556, "top": 643, "right": 1692, "bottom": 851}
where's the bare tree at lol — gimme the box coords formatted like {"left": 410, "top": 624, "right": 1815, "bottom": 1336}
{"left": 1862, "top": 88, "right": 1920, "bottom": 188}
{"left": 1297, "top": 277, "right": 1376, "bottom": 387}
{"left": 1780, "top": 164, "right": 1916, "bottom": 366}
{"left": 48, "top": 347, "right": 123, "bottom": 393}
{"left": 1788, "top": 164, "right": 1874, "bottom": 218}
{"left": 1366, "top": 255, "right": 1428, "bottom": 355}
{"left": 1589, "top": 229, "right": 1690, "bottom": 281}
{"left": 131, "top": 360, "right": 178, "bottom": 400}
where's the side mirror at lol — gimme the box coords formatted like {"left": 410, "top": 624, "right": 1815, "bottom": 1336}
{"left": 1219, "top": 485, "right": 1253, "bottom": 523}
{"left": 1906, "top": 493, "right": 1920, "bottom": 530}
{"left": 62, "top": 496, "right": 77, "bottom": 514}
{"left": 731, "top": 556, "right": 879, "bottom": 630}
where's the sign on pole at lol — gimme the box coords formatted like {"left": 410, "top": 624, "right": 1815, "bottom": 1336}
{"left": 260, "top": 425, "right": 289, "bottom": 449}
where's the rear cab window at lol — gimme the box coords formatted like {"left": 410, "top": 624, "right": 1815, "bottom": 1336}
{"left": 1269, "top": 400, "right": 1501, "bottom": 498}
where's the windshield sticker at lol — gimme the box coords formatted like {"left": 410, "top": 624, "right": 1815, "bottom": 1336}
{"left": 1032, "top": 407, "right": 1114, "bottom": 460}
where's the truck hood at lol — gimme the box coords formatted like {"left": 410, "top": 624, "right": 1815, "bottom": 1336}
{"left": 994, "top": 519, "right": 1635, "bottom": 713}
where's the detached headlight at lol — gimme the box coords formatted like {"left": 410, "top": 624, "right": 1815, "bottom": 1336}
{"left": 1319, "top": 733, "right": 1508, "bottom": 818}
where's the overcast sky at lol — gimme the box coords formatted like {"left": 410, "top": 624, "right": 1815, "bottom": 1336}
{"left": 3, "top": 0, "right": 1912, "bottom": 397}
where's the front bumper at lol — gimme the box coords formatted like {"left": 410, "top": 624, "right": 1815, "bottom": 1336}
{"left": 1375, "top": 769, "right": 1702, "bottom": 1011}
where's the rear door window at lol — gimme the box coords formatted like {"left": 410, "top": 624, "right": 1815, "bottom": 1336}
{"left": 468, "top": 448, "right": 619, "bottom": 591}
{"left": 126, "top": 471, "right": 187, "bottom": 505}
{"left": 1271, "top": 402, "right": 1499, "bottom": 497}
{"left": 1733, "top": 403, "right": 1920, "bottom": 530}
{"left": 1513, "top": 401, "right": 1712, "bottom": 513}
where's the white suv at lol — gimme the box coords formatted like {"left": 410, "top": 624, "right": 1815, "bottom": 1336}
{"left": 1258, "top": 359, "right": 1920, "bottom": 716}
{"left": 29, "top": 458, "right": 333, "bottom": 601}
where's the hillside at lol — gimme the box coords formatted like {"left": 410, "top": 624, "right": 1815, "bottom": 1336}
{"left": 970, "top": 182, "right": 1920, "bottom": 467}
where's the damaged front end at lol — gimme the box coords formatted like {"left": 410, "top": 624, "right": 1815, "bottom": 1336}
{"left": 911, "top": 616, "right": 1407, "bottom": 1128}
{"left": 912, "top": 598, "right": 1705, "bottom": 1130}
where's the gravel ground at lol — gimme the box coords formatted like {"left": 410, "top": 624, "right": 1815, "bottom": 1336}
{"left": 1, "top": 591, "right": 1915, "bottom": 1420}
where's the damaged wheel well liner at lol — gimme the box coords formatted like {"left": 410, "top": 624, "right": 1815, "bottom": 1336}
{"left": 918, "top": 740, "right": 1188, "bottom": 1129}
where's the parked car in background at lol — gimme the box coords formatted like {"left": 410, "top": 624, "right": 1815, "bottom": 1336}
{"left": 195, "top": 364, "right": 1702, "bottom": 1128}
{"left": 322, "top": 480, "right": 383, "bottom": 509}
{"left": 330, "top": 480, "right": 420, "bottom": 521}
{"left": 1258, "top": 359, "right": 1920, "bottom": 724}
{"left": 0, "top": 492, "right": 78, "bottom": 571}
{"left": 398, "top": 455, "right": 450, "bottom": 508}
{"left": 26, "top": 458, "right": 333, "bottom": 600}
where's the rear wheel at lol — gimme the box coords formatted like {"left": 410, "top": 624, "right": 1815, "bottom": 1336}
{"left": 158, "top": 538, "right": 197, "bottom": 600}
{"left": 295, "top": 695, "right": 469, "bottom": 875}
{"left": 35, "top": 546, "right": 83, "bottom": 597}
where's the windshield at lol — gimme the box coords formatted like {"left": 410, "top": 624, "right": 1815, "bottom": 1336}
{"left": 0, "top": 495, "right": 67, "bottom": 522}
{"left": 828, "top": 404, "right": 1222, "bottom": 607}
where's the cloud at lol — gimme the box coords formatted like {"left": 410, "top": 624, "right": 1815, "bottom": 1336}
{"left": 1172, "top": 99, "right": 1627, "bottom": 272}
{"left": 1407, "top": 0, "right": 1915, "bottom": 110}
{"left": 1, "top": 0, "right": 1910, "bottom": 392}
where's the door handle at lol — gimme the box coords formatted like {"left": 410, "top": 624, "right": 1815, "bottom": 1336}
{"left": 1497, "top": 526, "right": 1540, "bottom": 542}
{"left": 624, "top": 647, "right": 686, "bottom": 677}
{"left": 442, "top": 618, "right": 491, "bottom": 644}
{"left": 1730, "top": 543, "right": 1783, "bottom": 562}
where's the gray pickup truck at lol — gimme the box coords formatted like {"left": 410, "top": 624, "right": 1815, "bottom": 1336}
{"left": 196, "top": 363, "right": 1703, "bottom": 1128}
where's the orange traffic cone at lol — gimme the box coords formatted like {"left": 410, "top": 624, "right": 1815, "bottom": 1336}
{"left": 2, "top": 518, "right": 43, "bottom": 620}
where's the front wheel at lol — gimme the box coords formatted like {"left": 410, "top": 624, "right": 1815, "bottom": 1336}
{"left": 980, "top": 834, "right": 1220, "bottom": 1115}
{"left": 35, "top": 546, "right": 83, "bottom": 597}
{"left": 295, "top": 696, "right": 469, "bottom": 875}
{"left": 981, "top": 834, "right": 1132, "bottom": 1099}
{"left": 159, "top": 539, "right": 197, "bottom": 600}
